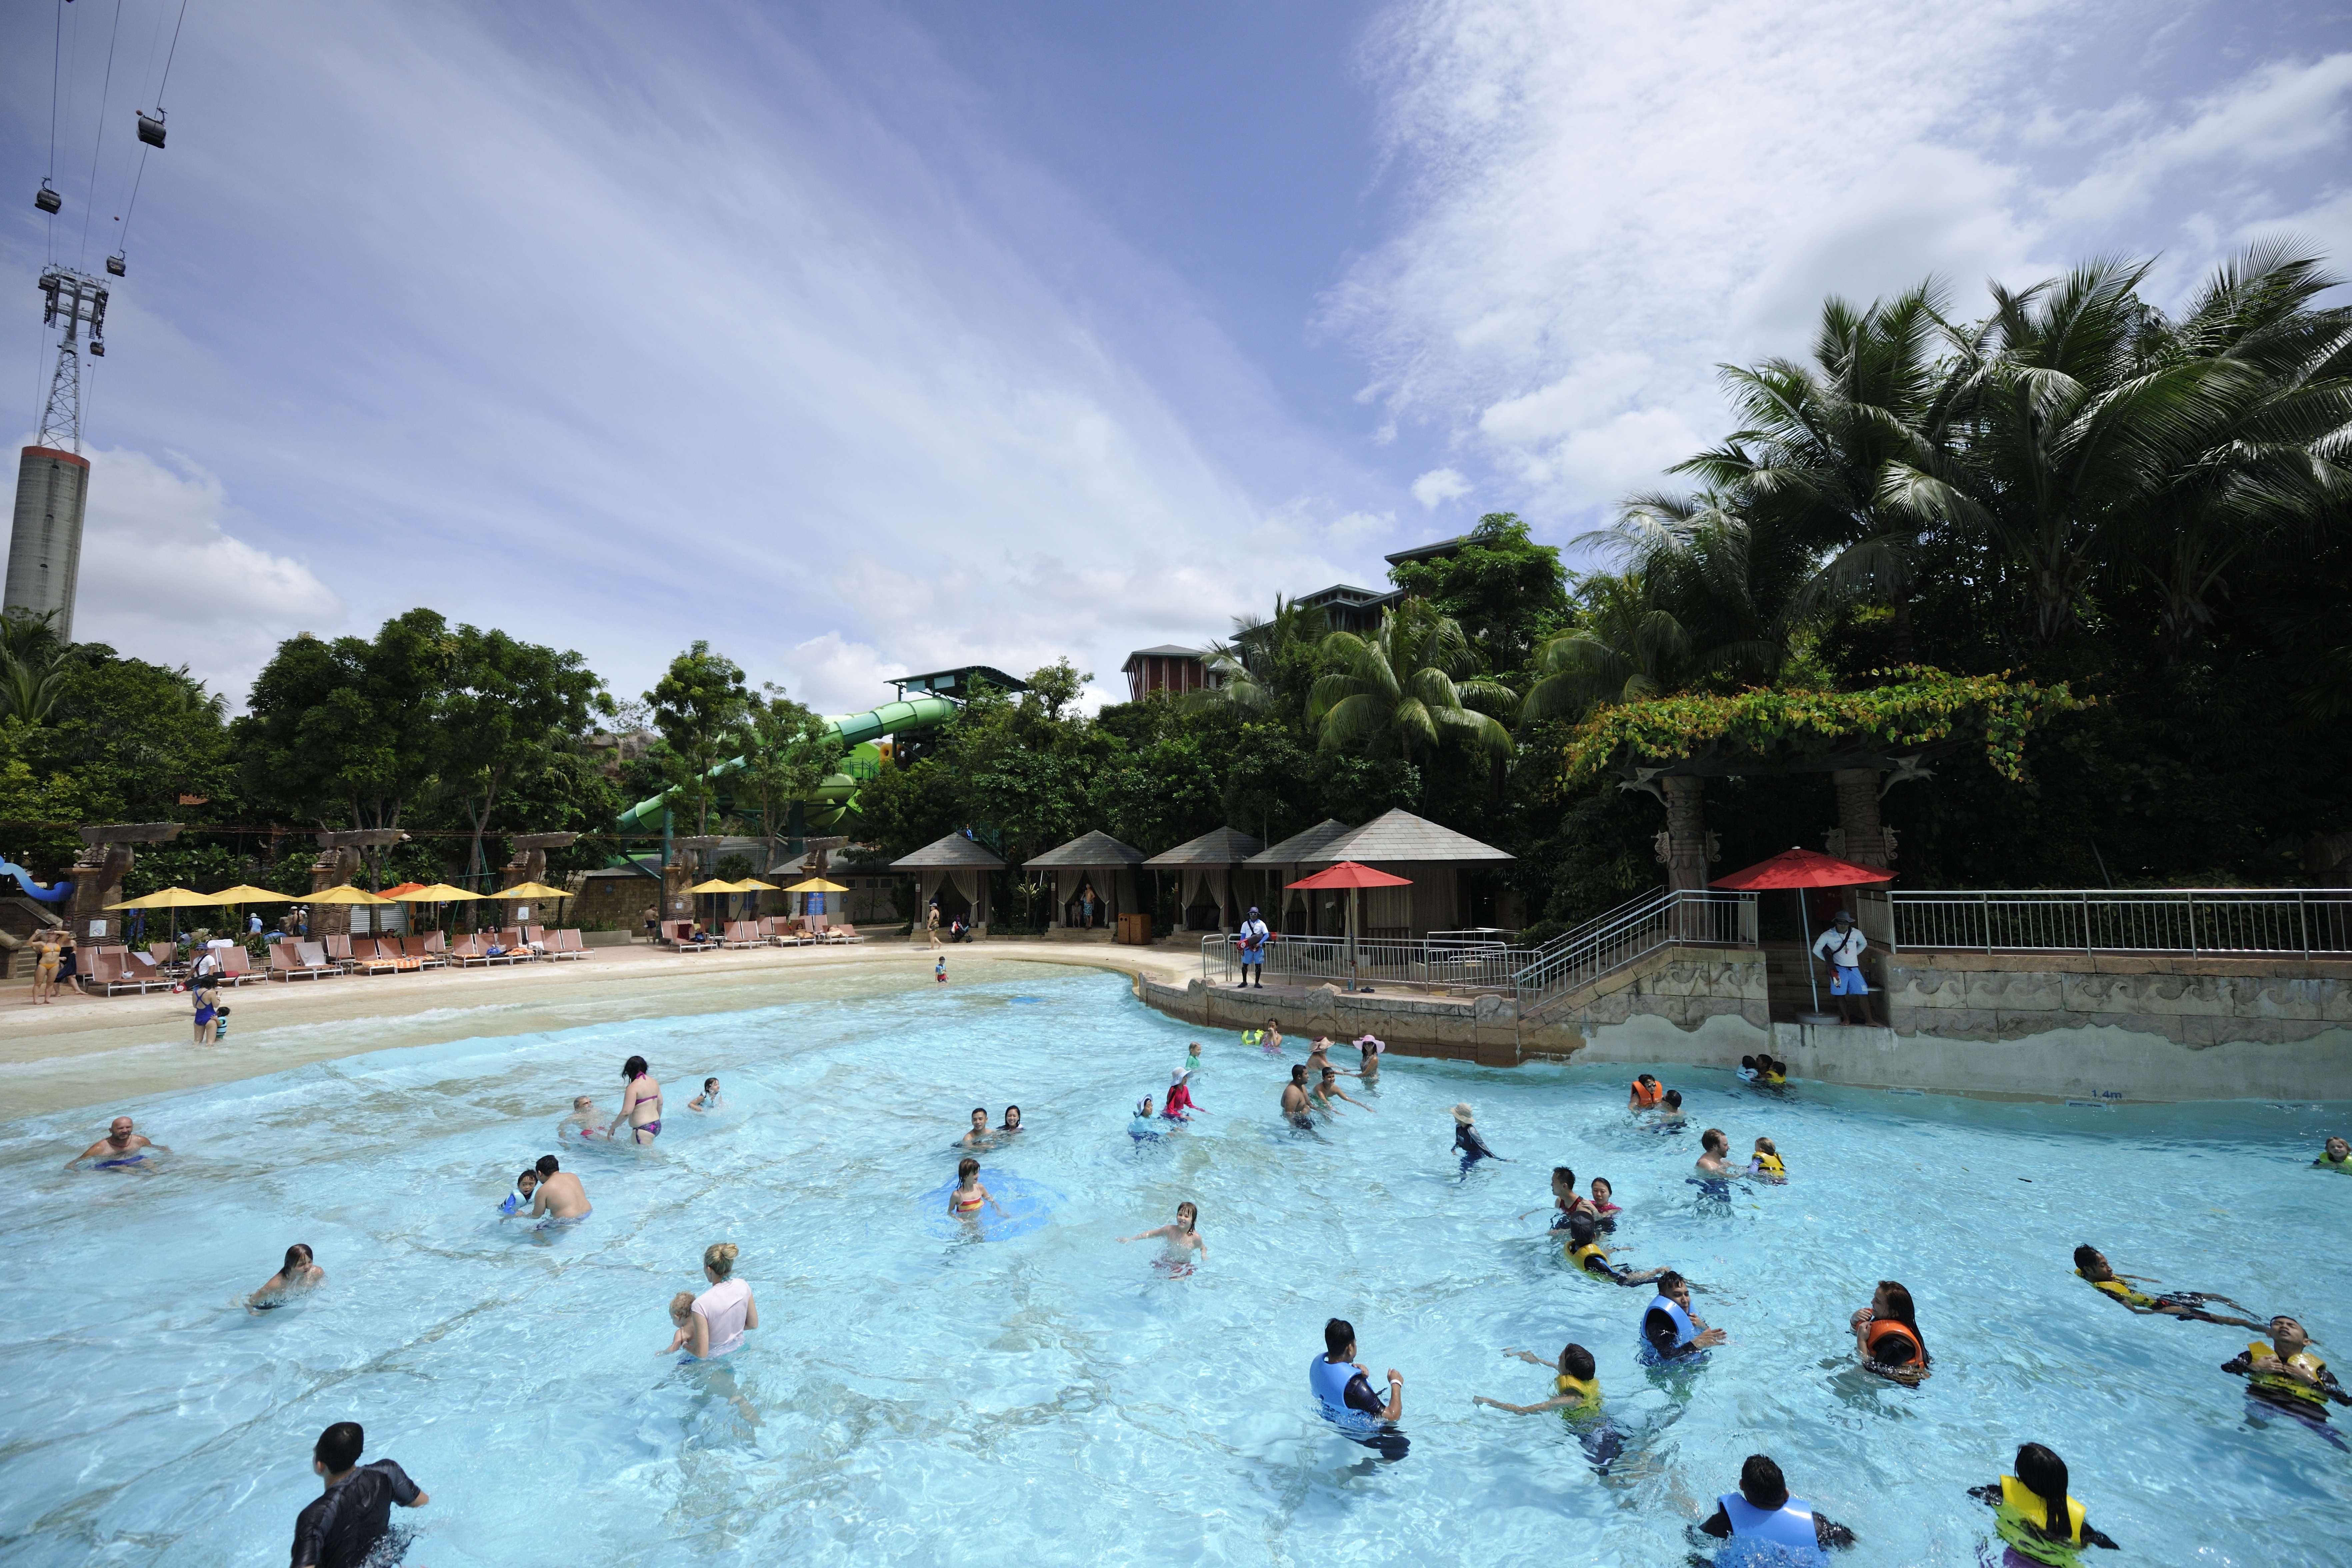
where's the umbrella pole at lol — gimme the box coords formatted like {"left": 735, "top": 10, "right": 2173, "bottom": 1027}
{"left": 1347, "top": 886, "right": 1360, "bottom": 992}
{"left": 1798, "top": 890, "right": 1821, "bottom": 1015}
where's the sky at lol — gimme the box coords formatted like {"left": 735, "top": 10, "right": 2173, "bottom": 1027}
{"left": 3, "top": 0, "right": 2349, "bottom": 715}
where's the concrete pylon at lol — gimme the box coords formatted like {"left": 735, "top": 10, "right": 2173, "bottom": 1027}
{"left": 65, "top": 823, "right": 180, "bottom": 939}
{"left": 1829, "top": 769, "right": 1894, "bottom": 871}
{"left": 1660, "top": 775, "right": 1712, "bottom": 892}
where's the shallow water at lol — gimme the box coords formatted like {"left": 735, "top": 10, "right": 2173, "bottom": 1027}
{"left": 3, "top": 968, "right": 2349, "bottom": 1565}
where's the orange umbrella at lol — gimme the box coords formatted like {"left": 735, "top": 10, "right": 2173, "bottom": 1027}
{"left": 1284, "top": 862, "right": 1412, "bottom": 990}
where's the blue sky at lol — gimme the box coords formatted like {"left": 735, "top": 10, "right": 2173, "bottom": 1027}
{"left": 5, "top": 0, "right": 2349, "bottom": 713}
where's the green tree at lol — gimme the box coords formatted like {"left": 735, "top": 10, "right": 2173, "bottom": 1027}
{"left": 439, "top": 625, "right": 610, "bottom": 890}
{"left": 732, "top": 686, "right": 838, "bottom": 841}
{"left": 1309, "top": 604, "right": 1516, "bottom": 786}
{"left": 1386, "top": 512, "right": 1572, "bottom": 678}
{"left": 647, "top": 641, "right": 752, "bottom": 833}
{"left": 240, "top": 610, "right": 456, "bottom": 832}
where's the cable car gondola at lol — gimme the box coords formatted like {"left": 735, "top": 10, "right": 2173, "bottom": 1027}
{"left": 105, "top": 253, "right": 126, "bottom": 277}
{"left": 88, "top": 339, "right": 105, "bottom": 357}
{"left": 35, "top": 180, "right": 61, "bottom": 214}
{"left": 137, "top": 109, "right": 167, "bottom": 149}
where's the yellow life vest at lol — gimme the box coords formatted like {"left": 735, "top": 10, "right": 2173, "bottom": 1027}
{"left": 1764, "top": 1070, "right": 1787, "bottom": 1085}
{"left": 2077, "top": 1270, "right": 2155, "bottom": 1310}
{"left": 1241, "top": 1029, "right": 1263, "bottom": 1046}
{"left": 2245, "top": 1341, "right": 2331, "bottom": 1408}
{"left": 2319, "top": 1151, "right": 2352, "bottom": 1172}
{"left": 1995, "top": 1475, "right": 2086, "bottom": 1566}
{"left": 1754, "top": 1152, "right": 1785, "bottom": 1176}
{"left": 1553, "top": 1372, "right": 1602, "bottom": 1417}
{"left": 1568, "top": 1241, "right": 1610, "bottom": 1276}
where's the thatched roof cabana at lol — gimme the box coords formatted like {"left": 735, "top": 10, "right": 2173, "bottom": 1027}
{"left": 1143, "top": 826, "right": 1265, "bottom": 932}
{"left": 891, "top": 833, "right": 1007, "bottom": 928}
{"left": 1304, "top": 809, "right": 1514, "bottom": 938}
{"left": 1245, "top": 819, "right": 1353, "bottom": 933}
{"left": 1023, "top": 831, "right": 1146, "bottom": 930}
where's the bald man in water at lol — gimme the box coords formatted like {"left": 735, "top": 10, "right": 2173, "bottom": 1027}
{"left": 67, "top": 1117, "right": 170, "bottom": 1171}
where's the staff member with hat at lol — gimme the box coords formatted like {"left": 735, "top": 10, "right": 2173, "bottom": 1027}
{"left": 1809, "top": 909, "right": 1877, "bottom": 1026}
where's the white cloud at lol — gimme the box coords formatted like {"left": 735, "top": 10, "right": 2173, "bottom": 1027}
{"left": 1328, "top": 509, "right": 1396, "bottom": 546}
{"left": 772, "top": 632, "right": 907, "bottom": 719}
{"left": 1411, "top": 467, "right": 1470, "bottom": 508}
{"left": 1328, "top": 1, "right": 2351, "bottom": 536}
{"left": 67, "top": 444, "right": 341, "bottom": 703}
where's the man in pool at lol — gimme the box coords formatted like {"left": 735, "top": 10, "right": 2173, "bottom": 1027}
{"left": 2223, "top": 1314, "right": 2350, "bottom": 1417}
{"left": 1695, "top": 1128, "right": 1734, "bottom": 1177}
{"left": 1698, "top": 1454, "right": 1857, "bottom": 1558}
{"left": 1643, "top": 1271, "right": 1725, "bottom": 1362}
{"left": 1281, "top": 1064, "right": 1315, "bottom": 1131}
{"left": 2072, "top": 1245, "right": 2266, "bottom": 1329}
{"left": 66, "top": 1116, "right": 169, "bottom": 1171}
{"left": 290, "top": 1421, "right": 428, "bottom": 1568}
{"left": 1311, "top": 1317, "right": 1407, "bottom": 1460}
{"left": 528, "top": 1155, "right": 592, "bottom": 1224}
{"left": 959, "top": 1107, "right": 995, "bottom": 1148}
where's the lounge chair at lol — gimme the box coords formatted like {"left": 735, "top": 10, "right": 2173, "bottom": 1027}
{"left": 267, "top": 941, "right": 333, "bottom": 982}
{"left": 321, "top": 934, "right": 364, "bottom": 974}
{"left": 448, "top": 933, "right": 511, "bottom": 967}
{"left": 402, "top": 935, "right": 447, "bottom": 970}
{"left": 147, "top": 941, "right": 184, "bottom": 977}
{"left": 297, "top": 940, "right": 345, "bottom": 977}
{"left": 352, "top": 937, "right": 407, "bottom": 975}
{"left": 219, "top": 946, "right": 259, "bottom": 987}
{"left": 499, "top": 926, "right": 540, "bottom": 962}
{"left": 662, "top": 920, "right": 719, "bottom": 955}
{"left": 81, "top": 949, "right": 165, "bottom": 996}
{"left": 828, "top": 922, "right": 865, "bottom": 944}
{"left": 549, "top": 928, "right": 589, "bottom": 960}
{"left": 722, "top": 920, "right": 763, "bottom": 949}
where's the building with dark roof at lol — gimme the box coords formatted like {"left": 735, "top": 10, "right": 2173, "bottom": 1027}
{"left": 1121, "top": 645, "right": 1212, "bottom": 704}
{"left": 888, "top": 666, "right": 1030, "bottom": 703}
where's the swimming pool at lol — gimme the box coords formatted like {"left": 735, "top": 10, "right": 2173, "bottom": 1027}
{"left": 3, "top": 965, "right": 2348, "bottom": 1565}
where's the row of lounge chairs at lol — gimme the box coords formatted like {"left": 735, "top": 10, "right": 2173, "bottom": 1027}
{"left": 263, "top": 928, "right": 594, "bottom": 981}
{"left": 660, "top": 917, "right": 863, "bottom": 953}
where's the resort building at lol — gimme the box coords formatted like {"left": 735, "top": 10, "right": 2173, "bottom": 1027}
{"left": 1120, "top": 646, "right": 1213, "bottom": 704}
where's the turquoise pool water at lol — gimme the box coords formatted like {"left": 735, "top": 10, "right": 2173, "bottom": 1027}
{"left": 3, "top": 968, "right": 2349, "bottom": 1565}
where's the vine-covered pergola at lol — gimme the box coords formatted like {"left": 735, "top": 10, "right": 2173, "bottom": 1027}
{"left": 1560, "top": 667, "right": 2079, "bottom": 891}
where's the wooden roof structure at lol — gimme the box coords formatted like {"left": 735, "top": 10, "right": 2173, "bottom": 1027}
{"left": 889, "top": 832, "right": 1008, "bottom": 871}
{"left": 1314, "top": 808, "right": 1514, "bottom": 864}
{"left": 1244, "top": 818, "right": 1354, "bottom": 867}
{"left": 1024, "top": 830, "right": 1147, "bottom": 869}
{"left": 1141, "top": 826, "right": 1265, "bottom": 868}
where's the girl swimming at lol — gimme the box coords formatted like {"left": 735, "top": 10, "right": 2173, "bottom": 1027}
{"left": 1119, "top": 1200, "right": 1206, "bottom": 1272}
{"left": 950, "top": 1157, "right": 1005, "bottom": 1222}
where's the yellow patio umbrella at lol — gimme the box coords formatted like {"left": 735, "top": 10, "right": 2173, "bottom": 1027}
{"left": 782, "top": 877, "right": 847, "bottom": 893}
{"left": 104, "top": 886, "right": 213, "bottom": 909}
{"left": 206, "top": 884, "right": 294, "bottom": 903}
{"left": 499, "top": 881, "right": 572, "bottom": 901}
{"left": 685, "top": 878, "right": 739, "bottom": 894}
{"left": 386, "top": 883, "right": 489, "bottom": 901}
{"left": 729, "top": 877, "right": 780, "bottom": 892}
{"left": 307, "top": 884, "right": 396, "bottom": 905}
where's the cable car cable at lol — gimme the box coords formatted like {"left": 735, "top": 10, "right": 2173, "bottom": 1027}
{"left": 155, "top": 0, "right": 191, "bottom": 108}
{"left": 119, "top": 0, "right": 192, "bottom": 271}
{"left": 77, "top": 0, "right": 128, "bottom": 267}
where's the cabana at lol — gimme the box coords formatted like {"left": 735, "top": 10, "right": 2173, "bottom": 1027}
{"left": 890, "top": 833, "right": 1006, "bottom": 931}
{"left": 1243, "top": 819, "right": 1353, "bottom": 935}
{"left": 1142, "top": 826, "right": 1265, "bottom": 933}
{"left": 1022, "top": 830, "right": 1145, "bottom": 931}
{"left": 1307, "top": 809, "right": 1514, "bottom": 938}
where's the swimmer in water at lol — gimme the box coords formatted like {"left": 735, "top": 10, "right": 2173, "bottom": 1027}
{"left": 1851, "top": 1279, "right": 1932, "bottom": 1385}
{"left": 1758, "top": 1053, "right": 1788, "bottom": 1087}
{"left": 1641, "top": 1271, "right": 1724, "bottom": 1362}
{"left": 1562, "top": 1211, "right": 1665, "bottom": 1286}
{"left": 1699, "top": 1455, "right": 1857, "bottom": 1556}
{"left": 247, "top": 1243, "right": 324, "bottom": 1310}
{"left": 560, "top": 1096, "right": 601, "bottom": 1140}
{"left": 1628, "top": 1074, "right": 1663, "bottom": 1112}
{"left": 658, "top": 1291, "right": 697, "bottom": 1356}
{"left": 499, "top": 1169, "right": 539, "bottom": 1217}
{"left": 1259, "top": 1019, "right": 1284, "bottom": 1052}
{"left": 959, "top": 1107, "right": 995, "bottom": 1149}
{"left": 998, "top": 1104, "right": 1023, "bottom": 1135}
{"left": 528, "top": 1155, "right": 592, "bottom": 1225}
{"left": 1162, "top": 1071, "right": 1200, "bottom": 1121}
{"left": 2314, "top": 1136, "right": 2351, "bottom": 1172}
{"left": 1655, "top": 1089, "right": 1687, "bottom": 1126}
{"left": 1281, "top": 1064, "right": 1315, "bottom": 1131}
{"left": 1452, "top": 1103, "right": 1505, "bottom": 1169}
{"left": 1472, "top": 1343, "right": 1616, "bottom": 1458}
{"left": 1119, "top": 1199, "right": 1207, "bottom": 1268}
{"left": 1355, "top": 1034, "right": 1383, "bottom": 1080}
{"left": 1966, "top": 1441, "right": 2122, "bottom": 1562}
{"left": 1316, "top": 1065, "right": 1372, "bottom": 1114}
{"left": 1588, "top": 1176, "right": 1621, "bottom": 1228}
{"left": 606, "top": 1055, "right": 662, "bottom": 1146}
{"left": 950, "top": 1156, "right": 1005, "bottom": 1221}
{"left": 2071, "top": 1246, "right": 2265, "bottom": 1329}
{"left": 1736, "top": 1054, "right": 1760, "bottom": 1083}
{"left": 1694, "top": 1128, "right": 1734, "bottom": 1176}
{"left": 1130, "top": 1096, "right": 1161, "bottom": 1138}
{"left": 67, "top": 1116, "right": 169, "bottom": 1170}
{"left": 1749, "top": 1137, "right": 1786, "bottom": 1181}
{"left": 1303, "top": 1036, "right": 1349, "bottom": 1077}
{"left": 2223, "top": 1315, "right": 2351, "bottom": 1418}
{"left": 1184, "top": 1042, "right": 1204, "bottom": 1078}
{"left": 1519, "top": 1165, "right": 1595, "bottom": 1229}
{"left": 689, "top": 1077, "right": 722, "bottom": 1113}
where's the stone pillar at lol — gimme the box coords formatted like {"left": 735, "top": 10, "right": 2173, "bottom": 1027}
{"left": 1660, "top": 775, "right": 1711, "bottom": 891}
{"left": 67, "top": 823, "right": 182, "bottom": 941}
{"left": 665, "top": 835, "right": 723, "bottom": 929}
{"left": 1828, "top": 769, "right": 1894, "bottom": 870}
{"left": 308, "top": 845, "right": 363, "bottom": 939}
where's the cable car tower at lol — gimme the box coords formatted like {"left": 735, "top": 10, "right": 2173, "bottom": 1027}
{"left": 6, "top": 270, "right": 108, "bottom": 642}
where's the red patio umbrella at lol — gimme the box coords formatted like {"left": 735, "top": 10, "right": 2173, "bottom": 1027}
{"left": 1286, "top": 861, "right": 1413, "bottom": 990}
{"left": 1712, "top": 847, "right": 1894, "bottom": 1015}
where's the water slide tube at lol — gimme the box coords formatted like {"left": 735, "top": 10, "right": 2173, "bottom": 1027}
{"left": 0, "top": 859, "right": 71, "bottom": 905}
{"left": 613, "top": 695, "right": 960, "bottom": 834}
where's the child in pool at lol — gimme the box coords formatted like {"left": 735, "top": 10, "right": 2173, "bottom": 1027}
{"left": 560, "top": 1096, "right": 602, "bottom": 1140}
{"left": 1749, "top": 1137, "right": 1786, "bottom": 1180}
{"left": 1184, "top": 1042, "right": 1204, "bottom": 1079}
{"left": 950, "top": 1156, "right": 1005, "bottom": 1221}
{"left": 659, "top": 1291, "right": 697, "bottom": 1355}
{"left": 1119, "top": 1200, "right": 1207, "bottom": 1269}
{"left": 1655, "top": 1090, "right": 1687, "bottom": 1126}
{"left": 1129, "top": 1096, "right": 1160, "bottom": 1139}
{"left": 689, "top": 1077, "right": 722, "bottom": 1112}
{"left": 499, "top": 1169, "right": 539, "bottom": 1216}
{"left": 935, "top": 955, "right": 948, "bottom": 984}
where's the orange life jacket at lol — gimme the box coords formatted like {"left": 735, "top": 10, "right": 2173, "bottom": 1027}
{"left": 1866, "top": 1317, "right": 1923, "bottom": 1363}
{"left": 1630, "top": 1080, "right": 1662, "bottom": 1109}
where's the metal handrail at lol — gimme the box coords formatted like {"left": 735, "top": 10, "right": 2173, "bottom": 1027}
{"left": 1200, "top": 932, "right": 1524, "bottom": 993}
{"left": 1884, "top": 888, "right": 2352, "bottom": 959}
{"left": 1512, "top": 889, "right": 1757, "bottom": 1016}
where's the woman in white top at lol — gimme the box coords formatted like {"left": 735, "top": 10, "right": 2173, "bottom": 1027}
{"left": 687, "top": 1242, "right": 757, "bottom": 1359}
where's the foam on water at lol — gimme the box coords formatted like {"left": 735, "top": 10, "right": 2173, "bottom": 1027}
{"left": 2, "top": 969, "right": 2348, "bottom": 1564}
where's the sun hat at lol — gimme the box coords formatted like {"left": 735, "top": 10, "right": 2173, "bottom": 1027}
{"left": 1452, "top": 1102, "right": 1475, "bottom": 1124}
{"left": 1170, "top": 1067, "right": 1189, "bottom": 1084}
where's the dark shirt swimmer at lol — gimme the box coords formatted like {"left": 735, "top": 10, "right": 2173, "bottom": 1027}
{"left": 290, "top": 1422, "right": 428, "bottom": 1568}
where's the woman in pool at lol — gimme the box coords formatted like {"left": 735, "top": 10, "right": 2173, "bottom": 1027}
{"left": 950, "top": 1157, "right": 1006, "bottom": 1222}
{"left": 247, "top": 1243, "right": 324, "bottom": 1310}
{"left": 684, "top": 1242, "right": 757, "bottom": 1358}
{"left": 1356, "top": 1034, "right": 1382, "bottom": 1080}
{"left": 605, "top": 1056, "right": 662, "bottom": 1145}
{"left": 1119, "top": 1199, "right": 1206, "bottom": 1271}
{"left": 1967, "top": 1441, "right": 2121, "bottom": 1564}
{"left": 1588, "top": 1176, "right": 1621, "bottom": 1230}
{"left": 959, "top": 1108, "right": 995, "bottom": 1148}
{"left": 190, "top": 979, "right": 221, "bottom": 1046}
{"left": 997, "top": 1105, "right": 1024, "bottom": 1135}
{"left": 1851, "top": 1279, "right": 1932, "bottom": 1385}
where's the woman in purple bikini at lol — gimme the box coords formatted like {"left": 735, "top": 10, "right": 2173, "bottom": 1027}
{"left": 606, "top": 1055, "right": 664, "bottom": 1145}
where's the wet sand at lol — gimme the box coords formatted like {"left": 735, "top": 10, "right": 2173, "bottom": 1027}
{"left": 0, "top": 940, "right": 1200, "bottom": 1117}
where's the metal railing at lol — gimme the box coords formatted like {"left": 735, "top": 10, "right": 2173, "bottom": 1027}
{"left": 1885, "top": 889, "right": 2352, "bottom": 958}
{"left": 1513, "top": 889, "right": 1757, "bottom": 1016}
{"left": 1201, "top": 931, "right": 1521, "bottom": 994}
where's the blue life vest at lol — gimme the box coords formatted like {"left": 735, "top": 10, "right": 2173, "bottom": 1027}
{"left": 1649, "top": 1294, "right": 1699, "bottom": 1345}
{"left": 1309, "top": 1354, "right": 1368, "bottom": 1424}
{"left": 1715, "top": 1494, "right": 1825, "bottom": 1568}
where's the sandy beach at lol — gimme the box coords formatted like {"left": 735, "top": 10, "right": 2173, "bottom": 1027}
{"left": 0, "top": 939, "right": 1201, "bottom": 1117}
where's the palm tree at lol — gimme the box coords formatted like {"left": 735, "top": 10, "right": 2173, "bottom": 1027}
{"left": 1184, "top": 595, "right": 1315, "bottom": 718}
{"left": 1308, "top": 602, "right": 1514, "bottom": 764}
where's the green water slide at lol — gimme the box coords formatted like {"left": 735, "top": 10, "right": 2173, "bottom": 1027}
{"left": 613, "top": 694, "right": 961, "bottom": 836}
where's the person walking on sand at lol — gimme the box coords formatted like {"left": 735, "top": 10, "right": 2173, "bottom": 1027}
{"left": 926, "top": 900, "right": 943, "bottom": 949}
{"left": 30, "top": 926, "right": 63, "bottom": 1004}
